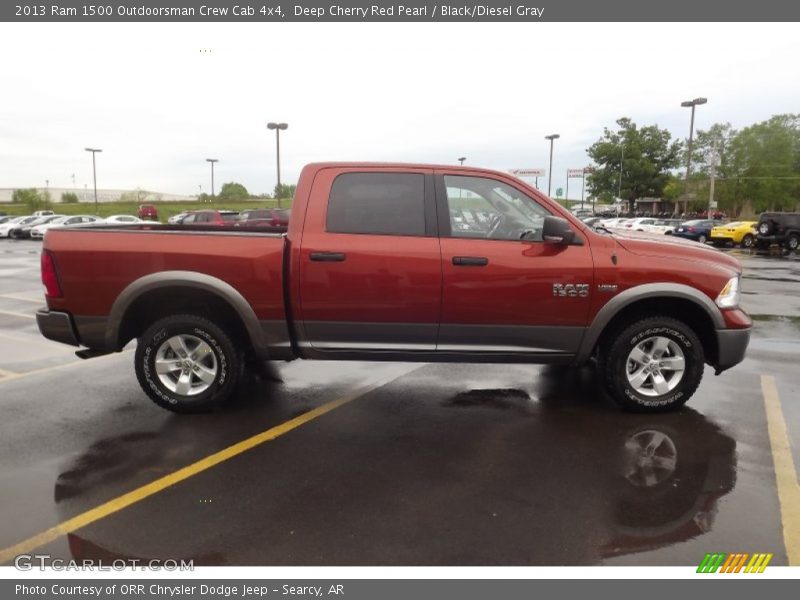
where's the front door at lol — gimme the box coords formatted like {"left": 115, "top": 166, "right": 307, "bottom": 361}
{"left": 436, "top": 172, "right": 594, "bottom": 356}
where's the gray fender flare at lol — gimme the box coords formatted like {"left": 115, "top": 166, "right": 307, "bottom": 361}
{"left": 574, "top": 282, "right": 725, "bottom": 364}
{"left": 105, "top": 270, "right": 269, "bottom": 358}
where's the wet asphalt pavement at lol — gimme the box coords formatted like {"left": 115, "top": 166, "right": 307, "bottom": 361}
{"left": 0, "top": 239, "right": 798, "bottom": 566}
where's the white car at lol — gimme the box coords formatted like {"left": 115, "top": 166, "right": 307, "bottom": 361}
{"left": 599, "top": 217, "right": 632, "bottom": 230}
{"left": 0, "top": 216, "right": 36, "bottom": 238}
{"left": 102, "top": 215, "right": 144, "bottom": 225}
{"left": 168, "top": 212, "right": 189, "bottom": 224}
{"left": 643, "top": 219, "right": 682, "bottom": 235}
{"left": 29, "top": 215, "right": 102, "bottom": 239}
{"left": 622, "top": 217, "right": 657, "bottom": 232}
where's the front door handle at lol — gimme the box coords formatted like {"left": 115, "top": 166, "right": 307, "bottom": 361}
{"left": 452, "top": 256, "right": 489, "bottom": 266}
{"left": 310, "top": 251, "right": 347, "bottom": 262}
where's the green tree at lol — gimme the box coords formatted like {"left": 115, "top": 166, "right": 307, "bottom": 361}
{"left": 726, "top": 114, "right": 800, "bottom": 213}
{"left": 684, "top": 122, "right": 739, "bottom": 214}
{"left": 218, "top": 182, "right": 249, "bottom": 201}
{"left": 273, "top": 183, "right": 296, "bottom": 200}
{"left": 61, "top": 192, "right": 79, "bottom": 203}
{"left": 12, "top": 188, "right": 51, "bottom": 213}
{"left": 586, "top": 118, "right": 682, "bottom": 212}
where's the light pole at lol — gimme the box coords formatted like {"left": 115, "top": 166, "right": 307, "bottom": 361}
{"left": 458, "top": 156, "right": 466, "bottom": 165}
{"left": 618, "top": 143, "right": 624, "bottom": 200}
{"left": 545, "top": 134, "right": 559, "bottom": 197}
{"left": 267, "top": 122, "right": 288, "bottom": 207}
{"left": 205, "top": 158, "right": 218, "bottom": 200}
{"left": 681, "top": 97, "right": 707, "bottom": 214}
{"left": 84, "top": 148, "right": 102, "bottom": 214}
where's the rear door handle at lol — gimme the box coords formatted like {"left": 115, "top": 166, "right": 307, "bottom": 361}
{"left": 452, "top": 256, "right": 489, "bottom": 266}
{"left": 310, "top": 251, "right": 346, "bottom": 262}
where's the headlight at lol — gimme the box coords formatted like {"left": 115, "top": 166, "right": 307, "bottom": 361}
{"left": 715, "top": 276, "right": 740, "bottom": 309}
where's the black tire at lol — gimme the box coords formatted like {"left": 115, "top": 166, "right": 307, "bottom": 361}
{"left": 601, "top": 316, "right": 704, "bottom": 413}
{"left": 786, "top": 234, "right": 799, "bottom": 252}
{"left": 741, "top": 234, "right": 754, "bottom": 249}
{"left": 697, "top": 234, "right": 707, "bottom": 244}
{"left": 758, "top": 221, "right": 773, "bottom": 236}
{"left": 134, "top": 314, "right": 242, "bottom": 413}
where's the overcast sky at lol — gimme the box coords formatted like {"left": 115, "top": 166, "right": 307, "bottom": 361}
{"left": 1, "top": 22, "right": 798, "bottom": 198}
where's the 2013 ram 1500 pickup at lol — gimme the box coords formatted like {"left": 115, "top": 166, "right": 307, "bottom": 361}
{"left": 37, "top": 163, "right": 751, "bottom": 413}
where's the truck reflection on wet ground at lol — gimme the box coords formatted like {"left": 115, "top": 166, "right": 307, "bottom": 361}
{"left": 48, "top": 364, "right": 736, "bottom": 566}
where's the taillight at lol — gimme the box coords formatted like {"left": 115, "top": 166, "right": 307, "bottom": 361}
{"left": 41, "top": 250, "right": 63, "bottom": 298}
{"left": 688, "top": 226, "right": 696, "bottom": 232}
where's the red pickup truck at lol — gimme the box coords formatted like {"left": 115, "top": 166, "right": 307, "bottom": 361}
{"left": 37, "top": 163, "right": 751, "bottom": 413}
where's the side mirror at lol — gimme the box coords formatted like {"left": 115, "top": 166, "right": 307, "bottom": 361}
{"left": 542, "top": 215, "right": 576, "bottom": 245}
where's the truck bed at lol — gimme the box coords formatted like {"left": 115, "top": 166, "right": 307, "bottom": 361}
{"left": 42, "top": 225, "right": 289, "bottom": 355}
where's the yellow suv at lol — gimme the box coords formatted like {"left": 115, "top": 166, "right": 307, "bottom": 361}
{"left": 710, "top": 221, "right": 757, "bottom": 248}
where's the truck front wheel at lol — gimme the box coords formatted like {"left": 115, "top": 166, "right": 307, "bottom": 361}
{"left": 135, "top": 314, "right": 242, "bottom": 413}
{"left": 601, "top": 317, "right": 704, "bottom": 412}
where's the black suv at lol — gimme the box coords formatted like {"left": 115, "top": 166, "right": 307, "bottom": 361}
{"left": 756, "top": 212, "right": 800, "bottom": 251}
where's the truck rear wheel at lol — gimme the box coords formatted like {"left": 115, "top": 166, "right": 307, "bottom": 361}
{"left": 601, "top": 316, "right": 704, "bottom": 412}
{"left": 134, "top": 314, "right": 242, "bottom": 413}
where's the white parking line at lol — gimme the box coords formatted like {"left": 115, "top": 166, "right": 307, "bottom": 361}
{"left": 0, "top": 349, "right": 133, "bottom": 385}
{"left": 0, "top": 308, "right": 35, "bottom": 320}
{"left": 0, "top": 367, "right": 19, "bottom": 379}
{"left": 0, "top": 330, "right": 71, "bottom": 349}
{"left": 0, "top": 293, "right": 43, "bottom": 304}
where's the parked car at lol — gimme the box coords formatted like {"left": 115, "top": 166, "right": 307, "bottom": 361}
{"left": 642, "top": 219, "right": 681, "bottom": 236}
{"left": 598, "top": 217, "right": 631, "bottom": 229}
{"left": 9, "top": 214, "right": 65, "bottom": 239}
{"left": 579, "top": 216, "right": 603, "bottom": 228}
{"left": 180, "top": 210, "right": 239, "bottom": 226}
{"left": 37, "top": 162, "right": 750, "bottom": 415}
{"left": 29, "top": 215, "right": 102, "bottom": 239}
{"left": 672, "top": 219, "right": 722, "bottom": 244}
{"left": 710, "top": 221, "right": 757, "bottom": 248}
{"left": 0, "top": 216, "right": 10, "bottom": 225}
{"left": 0, "top": 216, "right": 35, "bottom": 238}
{"left": 755, "top": 212, "right": 800, "bottom": 252}
{"left": 236, "top": 208, "right": 290, "bottom": 229}
{"left": 623, "top": 218, "right": 657, "bottom": 232}
{"left": 138, "top": 204, "right": 158, "bottom": 221}
{"left": 102, "top": 215, "right": 144, "bottom": 225}
{"left": 168, "top": 212, "right": 190, "bottom": 225}
{"left": 32, "top": 210, "right": 55, "bottom": 218}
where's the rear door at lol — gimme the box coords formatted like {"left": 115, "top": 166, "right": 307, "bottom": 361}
{"left": 297, "top": 167, "right": 441, "bottom": 352}
{"left": 436, "top": 171, "right": 594, "bottom": 356}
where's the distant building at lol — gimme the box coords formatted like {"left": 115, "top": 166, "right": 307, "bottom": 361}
{"left": 0, "top": 188, "right": 196, "bottom": 203}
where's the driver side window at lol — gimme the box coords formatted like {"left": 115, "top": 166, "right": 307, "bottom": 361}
{"left": 444, "top": 175, "right": 551, "bottom": 241}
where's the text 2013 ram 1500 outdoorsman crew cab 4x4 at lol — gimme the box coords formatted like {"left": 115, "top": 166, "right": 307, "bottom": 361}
{"left": 37, "top": 163, "right": 752, "bottom": 413}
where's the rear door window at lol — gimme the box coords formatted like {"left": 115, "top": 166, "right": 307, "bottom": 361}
{"left": 326, "top": 172, "right": 426, "bottom": 236}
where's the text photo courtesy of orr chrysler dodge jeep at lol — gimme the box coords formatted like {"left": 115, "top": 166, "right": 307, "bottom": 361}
{"left": 36, "top": 163, "right": 752, "bottom": 413}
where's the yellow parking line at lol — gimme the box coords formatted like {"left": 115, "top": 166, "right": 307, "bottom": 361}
{"left": 0, "top": 364, "right": 419, "bottom": 564}
{"left": 761, "top": 374, "right": 800, "bottom": 565}
{"left": 0, "top": 308, "right": 35, "bottom": 320}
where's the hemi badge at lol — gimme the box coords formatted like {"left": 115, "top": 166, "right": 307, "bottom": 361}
{"left": 597, "top": 284, "right": 618, "bottom": 293}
